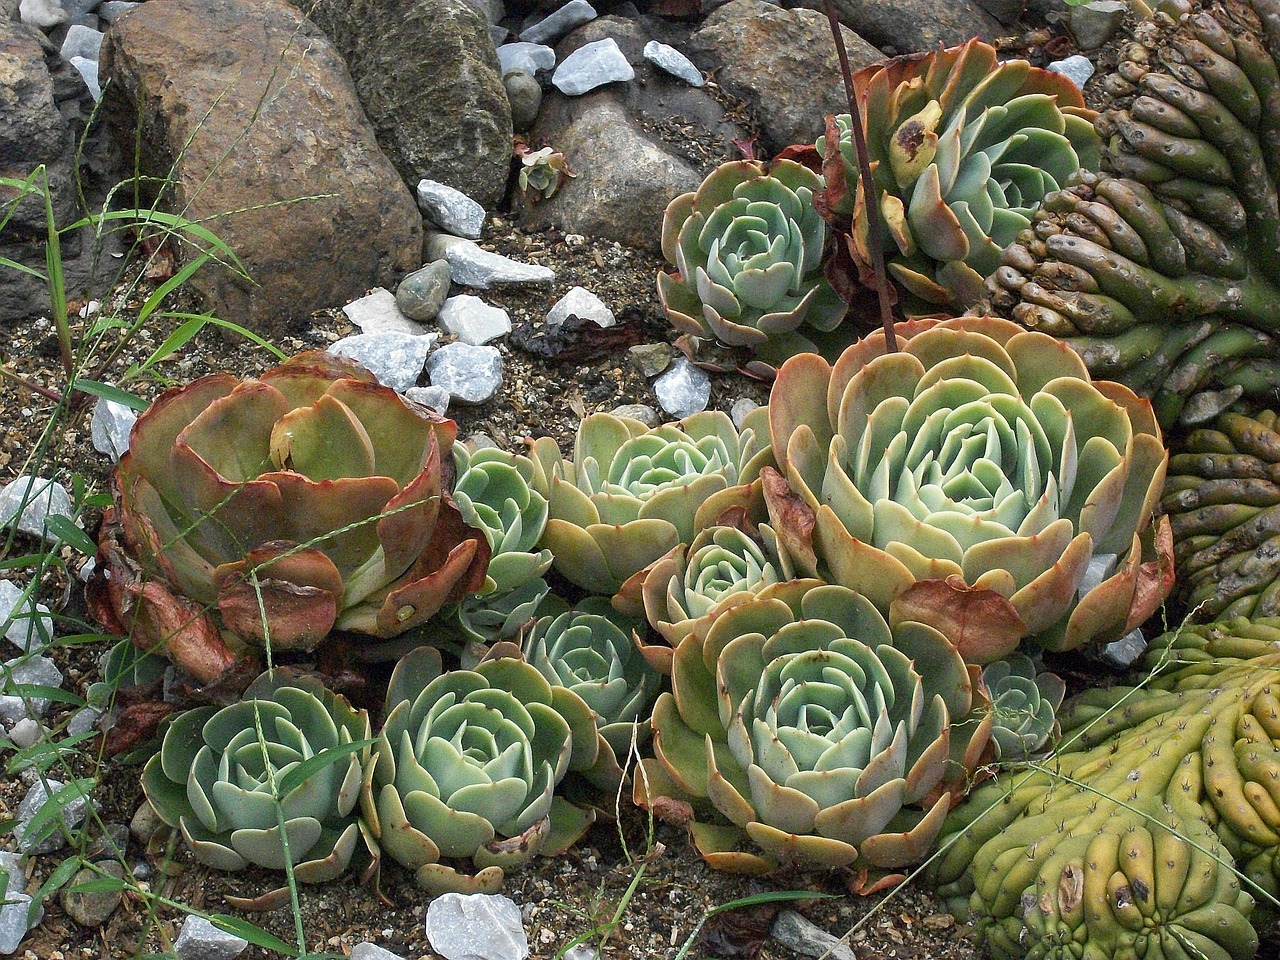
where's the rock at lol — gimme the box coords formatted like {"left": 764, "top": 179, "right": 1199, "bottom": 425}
{"left": 84, "top": 821, "right": 129, "bottom": 861}
{"left": 174, "top": 915, "right": 249, "bottom": 960}
{"left": 436, "top": 295, "right": 512, "bottom": 345}
{"left": 427, "top": 343, "right": 503, "bottom": 405}
{"left": 610, "top": 403, "right": 659, "bottom": 427}
{"left": 61, "top": 862, "right": 124, "bottom": 928}
{"left": 8, "top": 719, "right": 42, "bottom": 750}
{"left": 0, "top": 580, "right": 52, "bottom": 653}
{"left": 654, "top": 357, "right": 710, "bottom": 419}
{"left": 973, "top": 0, "right": 1025, "bottom": 24}
{"left": 552, "top": 38, "right": 634, "bottom": 96}
{"left": 0, "top": 475, "right": 74, "bottom": 540}
{"left": 396, "top": 261, "right": 453, "bottom": 322}
{"left": 425, "top": 893, "right": 529, "bottom": 960}
{"left": 687, "top": 0, "right": 882, "bottom": 154}
{"left": 129, "top": 799, "right": 165, "bottom": 844}
{"left": 100, "top": 0, "right": 421, "bottom": 338}
{"left": 520, "top": 0, "right": 595, "bottom": 45}
{"left": 329, "top": 332, "right": 438, "bottom": 392}
{"left": 730, "top": 397, "right": 758, "bottom": 430}
{"left": 66, "top": 705, "right": 101, "bottom": 737}
{"left": 426, "top": 233, "right": 555, "bottom": 289}
{"left": 416, "top": 180, "right": 486, "bottom": 239}
{"left": 404, "top": 385, "right": 451, "bottom": 413}
{"left": 497, "top": 41, "right": 555, "bottom": 77}
{"left": 351, "top": 945, "right": 407, "bottom": 960}
{"left": 823, "top": 0, "right": 999, "bottom": 55}
{"left": 464, "top": 0, "right": 503, "bottom": 24}
{"left": 297, "top": 0, "right": 511, "bottom": 208}
{"left": 343, "top": 287, "right": 428, "bottom": 336}
{"left": 0, "top": 851, "right": 41, "bottom": 954}
{"left": 59, "top": 23, "right": 101, "bottom": 60}
{"left": 1047, "top": 54, "right": 1095, "bottom": 90}
{"left": 643, "top": 40, "right": 703, "bottom": 87}
{"left": 90, "top": 395, "right": 136, "bottom": 461}
{"left": 1102, "top": 628, "right": 1149, "bottom": 668}
{"left": 18, "top": 0, "right": 65, "bottom": 27}
{"left": 504, "top": 71, "right": 542, "bottom": 133}
{"left": 0, "top": 655, "right": 62, "bottom": 726}
{"left": 97, "top": 1, "right": 139, "bottom": 22}
{"left": 770, "top": 910, "right": 856, "bottom": 960}
{"left": 15, "top": 776, "right": 90, "bottom": 854}
{"left": 627, "top": 343, "right": 671, "bottom": 377}
{"left": 1068, "top": 0, "right": 1127, "bottom": 49}
{"left": 69, "top": 54, "right": 99, "bottom": 99}
{"left": 546, "top": 286, "right": 614, "bottom": 328}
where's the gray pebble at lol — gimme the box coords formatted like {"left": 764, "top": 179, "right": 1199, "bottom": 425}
{"left": 343, "top": 287, "right": 428, "bottom": 337}
{"left": 611, "top": 404, "right": 659, "bottom": 427}
{"left": 415, "top": 180, "right": 486, "bottom": 239}
{"left": 654, "top": 357, "right": 710, "bottom": 419}
{"left": 504, "top": 71, "right": 542, "bottom": 133}
{"left": 627, "top": 343, "right": 671, "bottom": 378}
{"left": 520, "top": 0, "right": 595, "bottom": 44}
{"left": 61, "top": 862, "right": 124, "bottom": 928}
{"left": 546, "top": 286, "right": 614, "bottom": 329}
{"left": 436, "top": 295, "right": 512, "bottom": 345}
{"left": 328, "top": 332, "right": 438, "bottom": 393}
{"left": 552, "top": 38, "right": 634, "bottom": 97}
{"left": 497, "top": 41, "right": 555, "bottom": 77}
{"left": 174, "top": 915, "right": 249, "bottom": 960}
{"left": 427, "top": 343, "right": 504, "bottom": 405}
{"left": 425, "top": 233, "right": 555, "bottom": 289}
{"left": 642, "top": 40, "right": 704, "bottom": 86}
{"left": 396, "top": 261, "right": 453, "bottom": 323}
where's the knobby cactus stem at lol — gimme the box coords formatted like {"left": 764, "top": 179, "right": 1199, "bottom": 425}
{"left": 821, "top": 0, "right": 897, "bottom": 352}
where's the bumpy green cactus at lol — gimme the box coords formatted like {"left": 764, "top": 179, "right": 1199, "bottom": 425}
{"left": 928, "top": 618, "right": 1280, "bottom": 959}
{"left": 1162, "top": 410, "right": 1280, "bottom": 620}
{"left": 986, "top": 0, "right": 1280, "bottom": 427}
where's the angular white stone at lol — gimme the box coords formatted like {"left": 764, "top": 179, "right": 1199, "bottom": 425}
{"left": 416, "top": 180, "right": 486, "bottom": 239}
{"left": 436, "top": 295, "right": 512, "bottom": 345}
{"left": 61, "top": 24, "right": 104, "bottom": 61}
{"left": 730, "top": 397, "right": 758, "bottom": 430}
{"left": 1046, "top": 54, "right": 1095, "bottom": 90}
{"left": 553, "top": 38, "right": 634, "bottom": 97}
{"left": 427, "top": 343, "right": 504, "bottom": 405}
{"left": 0, "top": 851, "right": 41, "bottom": 954}
{"left": 18, "top": 0, "right": 66, "bottom": 28}
{"left": 90, "top": 396, "right": 137, "bottom": 462}
{"left": 0, "top": 655, "right": 62, "bottom": 727}
{"left": 546, "top": 286, "right": 615, "bottom": 328}
{"left": 0, "top": 580, "right": 52, "bottom": 654}
{"left": 351, "top": 945, "right": 407, "bottom": 960}
{"left": 654, "top": 357, "right": 710, "bottom": 419}
{"left": 426, "top": 233, "right": 554, "bottom": 289}
{"left": 0, "top": 475, "right": 74, "bottom": 541}
{"left": 497, "top": 41, "right": 556, "bottom": 77}
{"left": 15, "top": 777, "right": 91, "bottom": 854}
{"left": 520, "top": 0, "right": 596, "bottom": 45}
{"left": 174, "top": 915, "right": 249, "bottom": 960}
{"left": 425, "top": 893, "right": 529, "bottom": 960}
{"left": 8, "top": 719, "right": 42, "bottom": 750}
{"left": 343, "top": 287, "right": 430, "bottom": 336}
{"left": 404, "top": 385, "right": 451, "bottom": 414}
{"left": 328, "top": 332, "right": 438, "bottom": 392}
{"left": 643, "top": 40, "right": 704, "bottom": 86}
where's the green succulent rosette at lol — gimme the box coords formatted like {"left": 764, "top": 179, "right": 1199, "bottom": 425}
{"left": 657, "top": 159, "right": 847, "bottom": 350}
{"left": 527, "top": 408, "right": 774, "bottom": 595}
{"left": 140, "top": 671, "right": 369, "bottom": 883}
{"left": 87, "top": 351, "right": 490, "bottom": 684}
{"left": 766, "top": 316, "right": 1172, "bottom": 659}
{"left": 360, "top": 646, "right": 573, "bottom": 894}
{"left": 1162, "top": 409, "right": 1280, "bottom": 620}
{"left": 981, "top": 653, "right": 1065, "bottom": 760}
{"left": 821, "top": 38, "right": 1100, "bottom": 310}
{"left": 641, "top": 581, "right": 992, "bottom": 874}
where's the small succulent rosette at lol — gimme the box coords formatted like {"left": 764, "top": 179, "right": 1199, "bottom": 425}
{"left": 527, "top": 407, "right": 774, "bottom": 595}
{"left": 360, "top": 646, "right": 574, "bottom": 894}
{"left": 981, "top": 653, "right": 1065, "bottom": 760}
{"left": 766, "top": 316, "right": 1173, "bottom": 659}
{"left": 88, "top": 351, "right": 490, "bottom": 684}
{"left": 141, "top": 671, "right": 370, "bottom": 883}
{"left": 657, "top": 158, "right": 847, "bottom": 350}
{"left": 640, "top": 581, "right": 992, "bottom": 874}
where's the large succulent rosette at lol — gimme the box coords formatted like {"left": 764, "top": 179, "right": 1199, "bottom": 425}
{"left": 819, "top": 39, "right": 1100, "bottom": 310}
{"left": 527, "top": 408, "right": 774, "bottom": 595}
{"left": 657, "top": 159, "right": 847, "bottom": 350}
{"left": 361, "top": 646, "right": 573, "bottom": 894}
{"left": 766, "top": 316, "right": 1172, "bottom": 658}
{"left": 141, "top": 671, "right": 369, "bottom": 882}
{"left": 640, "top": 582, "right": 991, "bottom": 874}
{"left": 87, "top": 352, "right": 490, "bottom": 683}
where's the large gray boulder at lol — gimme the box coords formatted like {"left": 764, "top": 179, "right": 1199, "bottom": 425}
{"left": 297, "top": 0, "right": 512, "bottom": 208}
{"left": 100, "top": 0, "right": 422, "bottom": 337}
{"left": 816, "top": 0, "right": 1001, "bottom": 55}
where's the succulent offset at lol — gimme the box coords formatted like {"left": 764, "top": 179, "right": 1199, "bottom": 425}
{"left": 141, "top": 671, "right": 369, "bottom": 882}
{"left": 640, "top": 582, "right": 992, "bottom": 873}
{"left": 986, "top": 0, "right": 1280, "bottom": 427}
{"left": 766, "top": 316, "right": 1172, "bottom": 658}
{"left": 1163, "top": 409, "right": 1280, "bottom": 620}
{"left": 87, "top": 352, "right": 490, "bottom": 683}
{"left": 927, "top": 618, "right": 1280, "bottom": 960}
{"left": 360, "top": 646, "right": 573, "bottom": 894}
{"left": 981, "top": 653, "right": 1065, "bottom": 759}
{"left": 657, "top": 159, "right": 847, "bottom": 350}
{"left": 527, "top": 408, "right": 774, "bottom": 595}
{"left": 819, "top": 38, "right": 1101, "bottom": 310}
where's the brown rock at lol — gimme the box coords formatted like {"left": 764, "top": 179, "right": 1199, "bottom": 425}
{"left": 100, "top": 0, "right": 421, "bottom": 337}
{"left": 686, "top": 0, "right": 884, "bottom": 155}
{"left": 820, "top": 0, "right": 1002, "bottom": 56}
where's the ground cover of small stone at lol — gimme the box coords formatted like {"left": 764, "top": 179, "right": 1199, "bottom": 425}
{"left": 0, "top": 215, "right": 984, "bottom": 960}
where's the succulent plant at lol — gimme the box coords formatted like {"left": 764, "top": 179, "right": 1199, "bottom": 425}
{"left": 766, "top": 316, "right": 1173, "bottom": 659}
{"left": 361, "top": 646, "right": 574, "bottom": 894}
{"left": 927, "top": 618, "right": 1280, "bottom": 960}
{"left": 818, "top": 38, "right": 1101, "bottom": 311}
{"left": 981, "top": 653, "right": 1065, "bottom": 759}
{"left": 451, "top": 444, "right": 552, "bottom": 597}
{"left": 640, "top": 581, "right": 992, "bottom": 874}
{"left": 985, "top": 0, "right": 1280, "bottom": 427}
{"left": 527, "top": 408, "right": 774, "bottom": 595}
{"left": 516, "top": 144, "right": 575, "bottom": 202}
{"left": 141, "top": 671, "right": 369, "bottom": 882}
{"left": 1162, "top": 409, "right": 1280, "bottom": 620}
{"left": 86, "top": 352, "right": 490, "bottom": 684}
{"left": 656, "top": 159, "right": 847, "bottom": 350}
